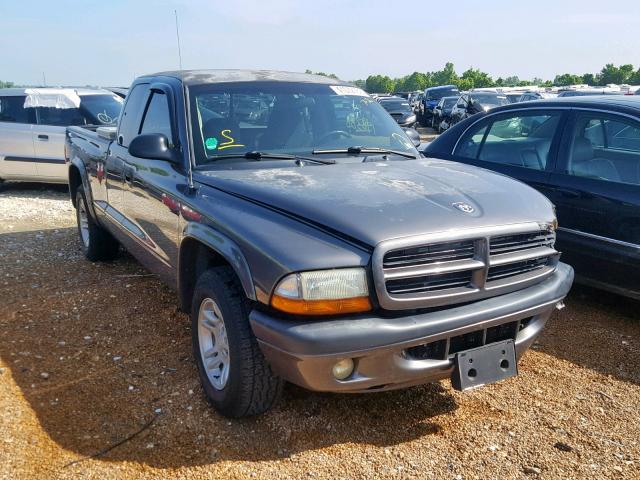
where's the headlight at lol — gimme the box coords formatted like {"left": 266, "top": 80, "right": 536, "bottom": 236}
{"left": 271, "top": 268, "right": 372, "bottom": 315}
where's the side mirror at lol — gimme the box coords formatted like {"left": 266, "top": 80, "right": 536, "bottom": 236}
{"left": 128, "top": 133, "right": 179, "bottom": 163}
{"left": 404, "top": 128, "right": 421, "bottom": 148}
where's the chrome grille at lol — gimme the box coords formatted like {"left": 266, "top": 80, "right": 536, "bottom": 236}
{"left": 386, "top": 270, "right": 473, "bottom": 295}
{"left": 373, "top": 223, "right": 559, "bottom": 310}
{"left": 383, "top": 240, "right": 475, "bottom": 268}
{"left": 487, "top": 257, "right": 548, "bottom": 281}
{"left": 490, "top": 231, "right": 555, "bottom": 255}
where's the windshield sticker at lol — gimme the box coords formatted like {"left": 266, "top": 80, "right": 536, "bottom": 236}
{"left": 205, "top": 137, "right": 218, "bottom": 150}
{"left": 330, "top": 85, "right": 368, "bottom": 97}
{"left": 96, "top": 111, "right": 115, "bottom": 124}
{"left": 217, "top": 129, "right": 245, "bottom": 150}
{"left": 346, "top": 113, "right": 374, "bottom": 134}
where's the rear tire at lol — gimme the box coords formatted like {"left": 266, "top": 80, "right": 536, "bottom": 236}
{"left": 75, "top": 187, "right": 119, "bottom": 261}
{"left": 191, "top": 267, "right": 283, "bottom": 418}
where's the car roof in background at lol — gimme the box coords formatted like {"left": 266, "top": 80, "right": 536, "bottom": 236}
{"left": 147, "top": 69, "right": 353, "bottom": 87}
{"left": 487, "top": 94, "right": 640, "bottom": 113}
{"left": 426, "top": 85, "right": 458, "bottom": 90}
{"left": 0, "top": 87, "right": 117, "bottom": 97}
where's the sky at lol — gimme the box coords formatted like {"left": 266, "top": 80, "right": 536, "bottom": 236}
{"left": 1, "top": 0, "right": 639, "bottom": 87}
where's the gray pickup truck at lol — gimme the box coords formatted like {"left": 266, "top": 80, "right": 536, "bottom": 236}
{"left": 65, "top": 70, "right": 573, "bottom": 418}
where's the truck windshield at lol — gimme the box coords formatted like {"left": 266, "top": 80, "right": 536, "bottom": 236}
{"left": 188, "top": 82, "right": 417, "bottom": 165}
{"left": 426, "top": 88, "right": 459, "bottom": 101}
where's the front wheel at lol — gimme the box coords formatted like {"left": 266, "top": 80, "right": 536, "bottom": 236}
{"left": 192, "top": 267, "right": 283, "bottom": 418}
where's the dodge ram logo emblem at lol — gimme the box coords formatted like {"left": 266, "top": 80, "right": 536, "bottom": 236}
{"left": 452, "top": 202, "right": 475, "bottom": 214}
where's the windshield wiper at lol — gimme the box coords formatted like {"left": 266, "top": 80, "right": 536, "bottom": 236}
{"left": 312, "top": 146, "right": 417, "bottom": 159}
{"left": 203, "top": 151, "right": 335, "bottom": 165}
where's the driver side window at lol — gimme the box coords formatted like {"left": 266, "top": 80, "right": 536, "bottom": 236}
{"left": 139, "top": 92, "right": 173, "bottom": 145}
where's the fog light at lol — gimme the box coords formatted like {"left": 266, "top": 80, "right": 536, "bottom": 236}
{"left": 332, "top": 358, "right": 354, "bottom": 380}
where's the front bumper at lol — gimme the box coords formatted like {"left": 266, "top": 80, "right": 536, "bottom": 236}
{"left": 250, "top": 263, "right": 573, "bottom": 393}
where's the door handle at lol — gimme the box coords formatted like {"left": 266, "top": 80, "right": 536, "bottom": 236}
{"left": 37, "top": 134, "right": 49, "bottom": 141}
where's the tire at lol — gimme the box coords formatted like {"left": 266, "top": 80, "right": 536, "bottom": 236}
{"left": 75, "top": 187, "right": 119, "bottom": 261}
{"left": 191, "top": 267, "right": 283, "bottom": 418}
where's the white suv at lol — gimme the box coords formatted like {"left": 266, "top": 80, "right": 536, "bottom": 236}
{"left": 0, "top": 88, "right": 122, "bottom": 183}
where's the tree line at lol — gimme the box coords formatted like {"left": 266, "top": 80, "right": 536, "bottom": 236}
{"left": 4, "top": 63, "right": 639, "bottom": 94}
{"left": 353, "top": 63, "right": 640, "bottom": 93}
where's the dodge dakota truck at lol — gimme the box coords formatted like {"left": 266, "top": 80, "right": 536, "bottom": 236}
{"left": 65, "top": 70, "right": 574, "bottom": 418}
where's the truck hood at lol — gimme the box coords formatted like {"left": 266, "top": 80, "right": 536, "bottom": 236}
{"left": 196, "top": 158, "right": 554, "bottom": 247}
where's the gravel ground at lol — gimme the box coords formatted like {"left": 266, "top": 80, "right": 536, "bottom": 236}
{"left": 0, "top": 183, "right": 639, "bottom": 480}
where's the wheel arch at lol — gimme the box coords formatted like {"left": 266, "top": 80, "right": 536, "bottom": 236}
{"left": 68, "top": 158, "right": 96, "bottom": 218}
{"left": 178, "top": 223, "right": 256, "bottom": 313}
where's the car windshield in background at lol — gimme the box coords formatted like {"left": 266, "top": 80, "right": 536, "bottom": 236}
{"left": 380, "top": 100, "right": 412, "bottom": 112}
{"left": 427, "top": 88, "right": 459, "bottom": 100}
{"left": 472, "top": 93, "right": 509, "bottom": 106}
{"left": 189, "top": 82, "right": 416, "bottom": 165}
{"left": 79, "top": 94, "right": 123, "bottom": 125}
{"left": 443, "top": 98, "right": 458, "bottom": 108}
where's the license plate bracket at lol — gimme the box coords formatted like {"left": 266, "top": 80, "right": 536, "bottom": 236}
{"left": 452, "top": 339, "right": 517, "bottom": 391}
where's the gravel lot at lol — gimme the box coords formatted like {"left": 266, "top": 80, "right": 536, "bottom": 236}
{"left": 1, "top": 183, "right": 639, "bottom": 480}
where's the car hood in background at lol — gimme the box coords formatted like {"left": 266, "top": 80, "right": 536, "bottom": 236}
{"left": 197, "top": 158, "right": 554, "bottom": 247}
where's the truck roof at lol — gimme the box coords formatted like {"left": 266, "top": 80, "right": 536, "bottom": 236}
{"left": 0, "top": 87, "right": 115, "bottom": 97}
{"left": 145, "top": 69, "right": 353, "bottom": 87}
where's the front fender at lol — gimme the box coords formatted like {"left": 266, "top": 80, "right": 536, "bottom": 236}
{"left": 180, "top": 222, "right": 256, "bottom": 302}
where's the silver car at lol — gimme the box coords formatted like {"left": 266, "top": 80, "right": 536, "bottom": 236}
{"left": 0, "top": 88, "right": 123, "bottom": 183}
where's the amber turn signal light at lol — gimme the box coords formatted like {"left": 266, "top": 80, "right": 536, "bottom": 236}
{"left": 271, "top": 295, "right": 372, "bottom": 316}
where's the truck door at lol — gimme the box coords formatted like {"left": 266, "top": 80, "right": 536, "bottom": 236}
{"left": 105, "top": 83, "right": 149, "bottom": 220}
{"left": 0, "top": 95, "right": 37, "bottom": 180}
{"left": 120, "top": 86, "right": 182, "bottom": 282}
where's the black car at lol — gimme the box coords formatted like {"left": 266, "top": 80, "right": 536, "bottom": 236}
{"left": 431, "top": 95, "right": 459, "bottom": 132}
{"left": 379, "top": 98, "right": 417, "bottom": 127}
{"left": 424, "top": 96, "right": 640, "bottom": 299}
{"left": 449, "top": 92, "right": 509, "bottom": 126}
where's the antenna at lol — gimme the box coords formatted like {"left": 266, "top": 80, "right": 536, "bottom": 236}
{"left": 174, "top": 9, "right": 195, "bottom": 191}
{"left": 42, "top": 72, "right": 46, "bottom": 87}
{"left": 174, "top": 9, "right": 183, "bottom": 71}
